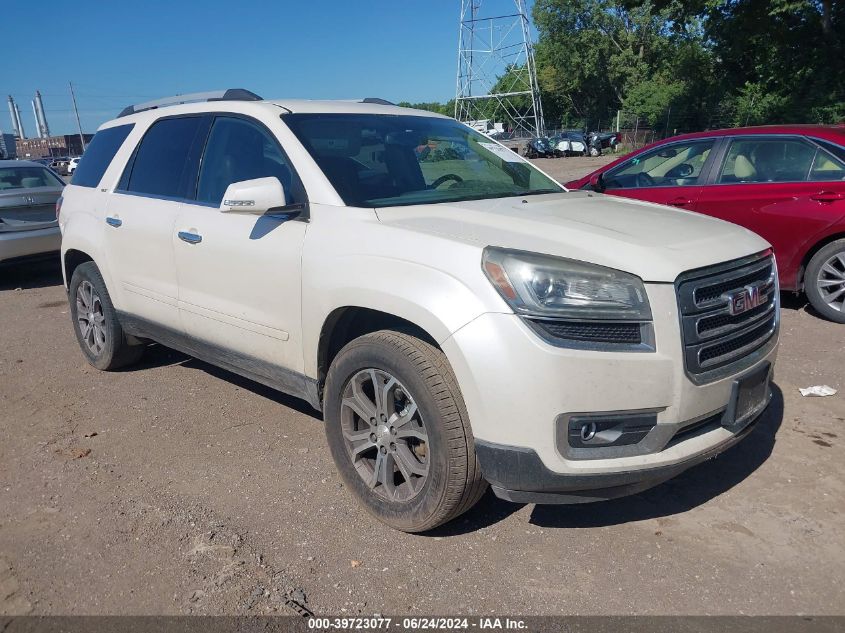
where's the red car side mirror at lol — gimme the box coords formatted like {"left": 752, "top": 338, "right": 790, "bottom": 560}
{"left": 589, "top": 172, "right": 606, "bottom": 193}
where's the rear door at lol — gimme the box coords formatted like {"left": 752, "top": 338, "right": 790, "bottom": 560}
{"left": 600, "top": 138, "right": 718, "bottom": 209}
{"left": 692, "top": 135, "right": 845, "bottom": 281}
{"left": 173, "top": 114, "right": 308, "bottom": 375}
{"left": 104, "top": 115, "right": 209, "bottom": 327}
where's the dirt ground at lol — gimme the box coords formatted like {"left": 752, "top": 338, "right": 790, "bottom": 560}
{"left": 1, "top": 155, "right": 843, "bottom": 616}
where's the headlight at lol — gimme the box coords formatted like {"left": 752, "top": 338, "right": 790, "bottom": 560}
{"left": 482, "top": 247, "right": 652, "bottom": 320}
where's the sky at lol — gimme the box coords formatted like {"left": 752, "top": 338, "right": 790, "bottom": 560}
{"left": 4, "top": 0, "right": 527, "bottom": 136}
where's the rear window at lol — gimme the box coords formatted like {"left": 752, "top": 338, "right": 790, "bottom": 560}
{"left": 122, "top": 116, "right": 206, "bottom": 199}
{"left": 72, "top": 124, "right": 134, "bottom": 188}
{"left": 0, "top": 166, "right": 64, "bottom": 190}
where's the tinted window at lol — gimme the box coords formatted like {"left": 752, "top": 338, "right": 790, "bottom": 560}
{"left": 603, "top": 140, "right": 714, "bottom": 189}
{"left": 0, "top": 166, "right": 64, "bottom": 190}
{"left": 810, "top": 140, "right": 845, "bottom": 182}
{"left": 196, "top": 117, "right": 297, "bottom": 205}
{"left": 719, "top": 138, "right": 816, "bottom": 183}
{"left": 125, "top": 116, "right": 206, "bottom": 198}
{"left": 284, "top": 113, "right": 561, "bottom": 207}
{"left": 71, "top": 124, "right": 133, "bottom": 188}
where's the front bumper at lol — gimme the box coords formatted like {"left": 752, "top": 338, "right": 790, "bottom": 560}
{"left": 0, "top": 225, "right": 61, "bottom": 263}
{"left": 441, "top": 283, "right": 779, "bottom": 500}
{"left": 477, "top": 403, "right": 767, "bottom": 504}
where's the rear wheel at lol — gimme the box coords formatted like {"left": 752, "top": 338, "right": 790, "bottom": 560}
{"left": 324, "top": 330, "right": 487, "bottom": 532}
{"left": 69, "top": 262, "right": 144, "bottom": 369}
{"left": 805, "top": 239, "right": 845, "bottom": 324}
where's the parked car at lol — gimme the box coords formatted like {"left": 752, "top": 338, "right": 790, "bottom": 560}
{"left": 59, "top": 90, "right": 777, "bottom": 532}
{"left": 524, "top": 136, "right": 554, "bottom": 158}
{"left": 67, "top": 157, "right": 82, "bottom": 174}
{"left": 48, "top": 157, "right": 70, "bottom": 175}
{"left": 586, "top": 131, "right": 620, "bottom": 156}
{"left": 549, "top": 131, "right": 587, "bottom": 156}
{"left": 567, "top": 125, "right": 845, "bottom": 322}
{"left": 486, "top": 130, "right": 514, "bottom": 141}
{"left": 0, "top": 160, "right": 65, "bottom": 265}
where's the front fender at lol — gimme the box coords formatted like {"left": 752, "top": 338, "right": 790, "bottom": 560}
{"left": 302, "top": 254, "right": 495, "bottom": 378}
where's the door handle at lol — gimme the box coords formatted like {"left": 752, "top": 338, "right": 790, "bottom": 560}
{"left": 178, "top": 231, "right": 203, "bottom": 244}
{"left": 668, "top": 197, "right": 693, "bottom": 207}
{"left": 811, "top": 191, "right": 845, "bottom": 203}
{"left": 105, "top": 216, "right": 122, "bottom": 227}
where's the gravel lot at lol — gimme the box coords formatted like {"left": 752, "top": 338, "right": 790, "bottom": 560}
{"left": 1, "top": 155, "right": 843, "bottom": 616}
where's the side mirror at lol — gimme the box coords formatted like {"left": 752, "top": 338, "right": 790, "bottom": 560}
{"left": 219, "top": 177, "right": 290, "bottom": 215}
{"left": 589, "top": 172, "right": 606, "bottom": 193}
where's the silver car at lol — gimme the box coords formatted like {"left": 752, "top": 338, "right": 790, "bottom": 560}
{"left": 0, "top": 160, "right": 64, "bottom": 265}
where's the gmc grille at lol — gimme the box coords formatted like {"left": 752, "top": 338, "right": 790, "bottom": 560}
{"left": 676, "top": 252, "right": 778, "bottom": 380}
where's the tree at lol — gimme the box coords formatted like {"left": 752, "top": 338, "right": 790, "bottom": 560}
{"left": 531, "top": 0, "right": 845, "bottom": 132}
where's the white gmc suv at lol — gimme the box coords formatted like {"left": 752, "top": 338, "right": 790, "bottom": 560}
{"left": 58, "top": 90, "right": 779, "bottom": 532}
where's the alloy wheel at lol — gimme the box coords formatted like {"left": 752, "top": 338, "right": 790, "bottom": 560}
{"left": 76, "top": 280, "right": 107, "bottom": 355}
{"left": 340, "top": 368, "right": 429, "bottom": 502}
{"left": 817, "top": 252, "right": 845, "bottom": 313}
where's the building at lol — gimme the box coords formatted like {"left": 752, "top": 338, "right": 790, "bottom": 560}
{"left": 0, "top": 132, "right": 16, "bottom": 159}
{"left": 15, "top": 134, "right": 93, "bottom": 159}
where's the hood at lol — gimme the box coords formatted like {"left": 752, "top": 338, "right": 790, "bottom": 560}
{"left": 374, "top": 191, "right": 770, "bottom": 283}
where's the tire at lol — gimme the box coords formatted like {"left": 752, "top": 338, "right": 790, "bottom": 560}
{"left": 804, "top": 239, "right": 845, "bottom": 323}
{"left": 324, "top": 330, "right": 487, "bottom": 532}
{"left": 589, "top": 146, "right": 601, "bottom": 157}
{"left": 69, "top": 261, "right": 144, "bottom": 370}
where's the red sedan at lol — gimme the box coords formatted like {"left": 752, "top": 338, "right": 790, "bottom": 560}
{"left": 566, "top": 125, "right": 845, "bottom": 323}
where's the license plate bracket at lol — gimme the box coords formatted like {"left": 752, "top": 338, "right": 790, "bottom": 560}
{"left": 723, "top": 362, "right": 772, "bottom": 432}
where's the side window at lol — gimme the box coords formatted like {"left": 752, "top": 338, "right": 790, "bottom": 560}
{"left": 719, "top": 138, "right": 816, "bottom": 184}
{"left": 809, "top": 140, "right": 845, "bottom": 182}
{"left": 71, "top": 123, "right": 134, "bottom": 188}
{"left": 196, "top": 117, "right": 297, "bottom": 206}
{"left": 123, "top": 116, "right": 206, "bottom": 198}
{"left": 603, "top": 140, "right": 714, "bottom": 189}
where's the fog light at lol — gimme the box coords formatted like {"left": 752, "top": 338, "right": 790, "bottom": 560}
{"left": 566, "top": 412, "right": 657, "bottom": 449}
{"left": 580, "top": 421, "right": 597, "bottom": 442}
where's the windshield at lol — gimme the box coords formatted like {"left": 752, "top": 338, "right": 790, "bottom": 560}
{"left": 0, "top": 166, "right": 64, "bottom": 190}
{"left": 283, "top": 113, "right": 562, "bottom": 207}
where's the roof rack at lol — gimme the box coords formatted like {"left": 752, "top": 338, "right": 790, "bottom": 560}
{"left": 117, "top": 89, "right": 263, "bottom": 118}
{"left": 361, "top": 97, "right": 395, "bottom": 106}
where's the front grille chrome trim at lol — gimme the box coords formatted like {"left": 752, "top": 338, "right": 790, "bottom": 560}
{"left": 676, "top": 251, "right": 779, "bottom": 384}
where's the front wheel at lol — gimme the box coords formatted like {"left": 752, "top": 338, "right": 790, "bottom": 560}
{"left": 805, "top": 239, "right": 845, "bottom": 323}
{"left": 324, "top": 330, "right": 487, "bottom": 532}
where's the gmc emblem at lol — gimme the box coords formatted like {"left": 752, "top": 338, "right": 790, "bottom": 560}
{"left": 723, "top": 283, "right": 769, "bottom": 315}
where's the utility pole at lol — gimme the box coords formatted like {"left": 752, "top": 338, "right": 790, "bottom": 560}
{"left": 455, "top": 0, "right": 545, "bottom": 137}
{"left": 69, "top": 82, "right": 86, "bottom": 153}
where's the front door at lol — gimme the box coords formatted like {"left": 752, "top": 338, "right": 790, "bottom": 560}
{"left": 601, "top": 138, "right": 717, "bottom": 209}
{"left": 173, "top": 115, "right": 307, "bottom": 375}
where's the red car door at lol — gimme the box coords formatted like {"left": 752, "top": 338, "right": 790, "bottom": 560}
{"left": 599, "top": 138, "right": 717, "bottom": 209}
{"left": 692, "top": 136, "right": 845, "bottom": 289}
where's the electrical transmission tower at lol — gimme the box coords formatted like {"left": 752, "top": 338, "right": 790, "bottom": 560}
{"left": 455, "top": 0, "right": 545, "bottom": 137}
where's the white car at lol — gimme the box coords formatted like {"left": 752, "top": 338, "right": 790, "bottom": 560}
{"left": 67, "top": 157, "right": 81, "bottom": 174}
{"left": 0, "top": 160, "right": 64, "bottom": 264}
{"left": 58, "top": 90, "right": 779, "bottom": 532}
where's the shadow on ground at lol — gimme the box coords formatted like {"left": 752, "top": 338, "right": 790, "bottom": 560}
{"left": 0, "top": 256, "right": 63, "bottom": 291}
{"left": 124, "top": 342, "right": 322, "bottom": 420}
{"left": 779, "top": 290, "right": 832, "bottom": 322}
{"left": 434, "top": 385, "right": 784, "bottom": 535}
